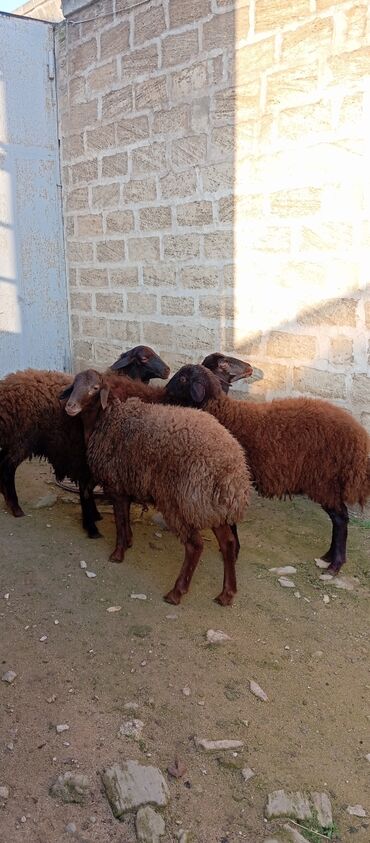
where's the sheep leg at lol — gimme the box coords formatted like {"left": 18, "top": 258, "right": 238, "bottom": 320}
{"left": 110, "top": 494, "right": 131, "bottom": 562}
{"left": 79, "top": 482, "right": 102, "bottom": 539}
{"left": 321, "top": 505, "right": 349, "bottom": 574}
{"left": 230, "top": 523, "right": 240, "bottom": 558}
{"left": 212, "top": 524, "right": 238, "bottom": 606}
{"left": 164, "top": 530, "right": 204, "bottom": 605}
{"left": 0, "top": 456, "right": 24, "bottom": 518}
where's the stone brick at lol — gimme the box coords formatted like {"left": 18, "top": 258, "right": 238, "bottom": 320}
{"left": 64, "top": 100, "right": 98, "bottom": 134}
{"left": 69, "top": 75, "right": 86, "bottom": 104}
{"left": 293, "top": 366, "right": 347, "bottom": 399}
{"left": 66, "top": 216, "right": 75, "bottom": 238}
{"left": 270, "top": 188, "right": 322, "bottom": 217}
{"left": 153, "top": 105, "right": 190, "bottom": 136}
{"left": 101, "top": 152, "right": 128, "bottom": 177}
{"left": 297, "top": 298, "right": 357, "bottom": 327}
{"left": 110, "top": 268, "right": 139, "bottom": 287}
{"left": 251, "top": 225, "right": 291, "bottom": 251}
{"left": 96, "top": 240, "right": 125, "bottom": 262}
{"left": 68, "top": 241, "right": 94, "bottom": 263}
{"left": 162, "top": 30, "right": 199, "bottom": 68}
{"left": 116, "top": 115, "right": 150, "bottom": 145}
{"left": 106, "top": 210, "right": 134, "bottom": 233}
{"left": 77, "top": 214, "right": 103, "bottom": 237}
{"left": 161, "top": 296, "right": 195, "bottom": 316}
{"left": 131, "top": 142, "right": 167, "bottom": 175}
{"left": 74, "top": 340, "right": 93, "bottom": 365}
{"left": 122, "top": 178, "right": 157, "bottom": 203}
{"left": 163, "top": 234, "right": 201, "bottom": 259}
{"left": 70, "top": 314, "right": 80, "bottom": 336}
{"left": 92, "top": 184, "right": 120, "bottom": 208}
{"left": 266, "top": 65, "right": 319, "bottom": 109}
{"left": 281, "top": 18, "right": 333, "bottom": 64}
{"left": 365, "top": 301, "right": 370, "bottom": 328}
{"left": 175, "top": 323, "right": 218, "bottom": 351}
{"left": 95, "top": 292, "right": 125, "bottom": 313}
{"left": 180, "top": 266, "right": 221, "bottom": 288}
{"left": 210, "top": 54, "right": 224, "bottom": 85}
{"left": 121, "top": 44, "right": 158, "bottom": 78}
{"left": 329, "top": 47, "right": 370, "bottom": 84}
{"left": 127, "top": 237, "right": 160, "bottom": 262}
{"left": 201, "top": 161, "right": 233, "bottom": 192}
{"left": 109, "top": 320, "right": 141, "bottom": 342}
{"left": 134, "top": 4, "right": 166, "bottom": 46}
{"left": 169, "top": 0, "right": 211, "bottom": 28}
{"left": 330, "top": 336, "right": 353, "bottom": 365}
{"left": 235, "top": 37, "right": 275, "bottom": 82}
{"left": 81, "top": 316, "right": 107, "bottom": 339}
{"left": 190, "top": 98, "right": 210, "bottom": 133}
{"left": 143, "top": 265, "right": 176, "bottom": 287}
{"left": 171, "top": 135, "right": 207, "bottom": 169}
{"left": 70, "top": 290, "right": 93, "bottom": 312}
{"left": 267, "top": 332, "right": 316, "bottom": 359}
{"left": 204, "top": 231, "right": 233, "bottom": 259}
{"left": 250, "top": 362, "right": 288, "bottom": 393}
{"left": 80, "top": 268, "right": 108, "bottom": 287}
{"left": 210, "top": 125, "right": 235, "bottom": 159}
{"left": 177, "top": 200, "right": 213, "bottom": 226}
{"left": 62, "top": 133, "right": 84, "bottom": 161}
{"left": 199, "top": 295, "right": 234, "bottom": 319}
{"left": 255, "top": 0, "right": 310, "bottom": 32}
{"left": 67, "top": 187, "right": 89, "bottom": 210}
{"left": 352, "top": 373, "right": 370, "bottom": 405}
{"left": 127, "top": 292, "right": 157, "bottom": 314}
{"left": 218, "top": 194, "right": 264, "bottom": 221}
{"left": 139, "top": 206, "right": 172, "bottom": 230}
{"left": 143, "top": 321, "right": 174, "bottom": 346}
{"left": 69, "top": 38, "right": 97, "bottom": 75}
{"left": 278, "top": 100, "right": 331, "bottom": 140}
{"left": 100, "top": 21, "right": 130, "bottom": 60}
{"left": 171, "top": 62, "right": 208, "bottom": 100}
{"left": 300, "top": 222, "right": 352, "bottom": 251}
{"left": 85, "top": 124, "right": 115, "bottom": 152}
{"left": 87, "top": 60, "right": 118, "bottom": 92}
{"left": 203, "top": 10, "right": 241, "bottom": 51}
{"left": 102, "top": 86, "right": 133, "bottom": 120}
{"left": 213, "top": 83, "right": 260, "bottom": 123}
{"left": 70, "top": 158, "right": 98, "bottom": 185}
{"left": 160, "top": 170, "right": 197, "bottom": 199}
{"left": 135, "top": 76, "right": 167, "bottom": 110}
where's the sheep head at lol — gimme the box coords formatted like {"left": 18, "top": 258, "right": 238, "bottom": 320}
{"left": 202, "top": 353, "right": 253, "bottom": 393}
{"left": 59, "top": 369, "right": 109, "bottom": 417}
{"left": 165, "top": 364, "right": 222, "bottom": 408}
{"left": 110, "top": 345, "right": 170, "bottom": 382}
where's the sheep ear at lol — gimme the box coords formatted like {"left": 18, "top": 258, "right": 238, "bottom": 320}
{"left": 110, "top": 349, "right": 133, "bottom": 371}
{"left": 100, "top": 386, "right": 109, "bottom": 409}
{"left": 190, "top": 381, "right": 205, "bottom": 404}
{"left": 59, "top": 385, "right": 73, "bottom": 400}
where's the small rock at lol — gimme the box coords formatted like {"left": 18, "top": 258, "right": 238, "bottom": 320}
{"left": 249, "top": 680, "right": 268, "bottom": 702}
{"left": 0, "top": 786, "right": 9, "bottom": 799}
{"left": 31, "top": 493, "right": 57, "bottom": 509}
{"left": 50, "top": 772, "right": 90, "bottom": 804}
{"left": 2, "top": 670, "right": 17, "bottom": 684}
{"left": 331, "top": 576, "right": 356, "bottom": 591}
{"left": 4, "top": 593, "right": 9, "bottom": 600}
{"left": 65, "top": 822, "right": 77, "bottom": 834}
{"left": 40, "top": 635, "right": 48, "bottom": 642}
{"left": 241, "top": 767, "right": 255, "bottom": 782}
{"left": 101, "top": 761, "right": 170, "bottom": 816}
{"left": 166, "top": 613, "right": 177, "bottom": 620}
{"left": 365, "top": 753, "right": 370, "bottom": 762}
{"left": 206, "top": 629, "right": 231, "bottom": 645}
{"left": 294, "top": 591, "right": 301, "bottom": 599}
{"left": 154, "top": 532, "right": 162, "bottom": 538}
{"left": 20, "top": 816, "right": 27, "bottom": 823}
{"left": 130, "top": 593, "right": 147, "bottom": 601}
{"left": 107, "top": 606, "right": 122, "bottom": 613}
{"left": 315, "top": 558, "right": 330, "bottom": 569}
{"left": 119, "top": 719, "right": 144, "bottom": 740}
{"left": 278, "top": 577, "right": 296, "bottom": 588}
{"left": 182, "top": 685, "right": 191, "bottom": 697}
{"left": 265, "top": 790, "right": 311, "bottom": 821}
{"left": 167, "top": 758, "right": 187, "bottom": 779}
{"left": 56, "top": 724, "right": 70, "bottom": 734}
{"left": 151, "top": 513, "right": 168, "bottom": 530}
{"left": 124, "top": 701, "right": 140, "bottom": 712}
{"left": 323, "top": 595, "right": 330, "bottom": 604}
{"left": 195, "top": 738, "right": 243, "bottom": 751}
{"left": 347, "top": 804, "right": 366, "bottom": 817}
{"left": 319, "top": 574, "right": 333, "bottom": 582}
{"left": 136, "top": 804, "right": 165, "bottom": 842}
{"left": 79, "top": 560, "right": 87, "bottom": 569}
{"left": 269, "top": 566, "right": 297, "bottom": 575}
{"left": 311, "top": 792, "right": 333, "bottom": 828}
{"left": 85, "top": 571, "right": 96, "bottom": 579}
{"left": 47, "top": 694, "right": 57, "bottom": 703}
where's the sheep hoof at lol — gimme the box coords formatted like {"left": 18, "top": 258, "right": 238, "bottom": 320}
{"left": 109, "top": 550, "right": 125, "bottom": 563}
{"left": 326, "top": 563, "right": 342, "bottom": 576}
{"left": 12, "top": 507, "right": 25, "bottom": 518}
{"left": 214, "top": 592, "right": 235, "bottom": 607}
{"left": 163, "top": 589, "right": 181, "bottom": 605}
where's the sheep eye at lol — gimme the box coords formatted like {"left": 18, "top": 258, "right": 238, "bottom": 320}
{"left": 93, "top": 385, "right": 100, "bottom": 391}
{"left": 180, "top": 376, "right": 186, "bottom": 384}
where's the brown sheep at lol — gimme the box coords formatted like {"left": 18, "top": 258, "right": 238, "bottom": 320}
{"left": 62, "top": 369, "right": 252, "bottom": 605}
{"left": 0, "top": 347, "right": 169, "bottom": 536}
{"left": 164, "top": 364, "right": 370, "bottom": 575}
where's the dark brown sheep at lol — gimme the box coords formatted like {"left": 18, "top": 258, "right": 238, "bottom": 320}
{"left": 0, "top": 347, "right": 169, "bottom": 536}
{"left": 62, "top": 369, "right": 251, "bottom": 605}
{"left": 201, "top": 353, "right": 253, "bottom": 393}
{"left": 164, "top": 364, "right": 370, "bottom": 574}
{"left": 110, "top": 345, "right": 170, "bottom": 382}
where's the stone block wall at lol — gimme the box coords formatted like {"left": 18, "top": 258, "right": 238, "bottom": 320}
{"left": 56, "top": 0, "right": 370, "bottom": 428}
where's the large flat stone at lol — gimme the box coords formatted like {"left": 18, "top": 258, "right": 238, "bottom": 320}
{"left": 101, "top": 761, "right": 170, "bottom": 817}
{"left": 266, "top": 790, "right": 312, "bottom": 821}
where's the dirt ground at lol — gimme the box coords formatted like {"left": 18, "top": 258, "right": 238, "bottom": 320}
{"left": 1, "top": 461, "right": 369, "bottom": 843}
